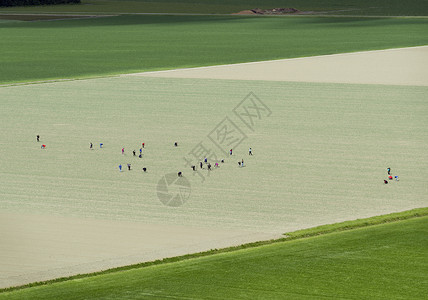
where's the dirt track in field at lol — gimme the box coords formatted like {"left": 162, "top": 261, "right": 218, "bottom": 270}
{"left": 127, "top": 46, "right": 428, "bottom": 86}
{"left": 1, "top": 46, "right": 427, "bottom": 289}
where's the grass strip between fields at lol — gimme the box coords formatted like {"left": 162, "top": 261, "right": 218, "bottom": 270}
{"left": 1, "top": 207, "right": 427, "bottom": 293}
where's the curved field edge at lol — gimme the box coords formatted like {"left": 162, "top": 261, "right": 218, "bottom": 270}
{"left": 1, "top": 15, "right": 428, "bottom": 84}
{"left": 1, "top": 206, "right": 426, "bottom": 293}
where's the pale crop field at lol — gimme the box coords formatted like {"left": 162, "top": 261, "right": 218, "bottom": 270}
{"left": 0, "top": 74, "right": 427, "bottom": 287}
{"left": 1, "top": 76, "right": 427, "bottom": 228}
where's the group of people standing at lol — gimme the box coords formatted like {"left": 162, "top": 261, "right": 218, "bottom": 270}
{"left": 384, "top": 167, "right": 399, "bottom": 184}
{"left": 118, "top": 142, "right": 147, "bottom": 172}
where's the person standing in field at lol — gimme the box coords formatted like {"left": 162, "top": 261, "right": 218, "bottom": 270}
{"left": 36, "top": 135, "right": 40, "bottom": 142}
{"left": 127, "top": 163, "right": 131, "bottom": 171}
{"left": 140, "top": 148, "right": 142, "bottom": 155}
{"left": 142, "top": 142, "right": 145, "bottom": 148}
{"left": 241, "top": 159, "right": 244, "bottom": 167}
{"left": 133, "top": 150, "right": 136, "bottom": 156}
{"left": 387, "top": 167, "right": 391, "bottom": 175}
{"left": 249, "top": 147, "right": 252, "bottom": 155}
{"left": 119, "top": 164, "right": 122, "bottom": 172}
{"left": 122, "top": 148, "right": 124, "bottom": 155}
{"left": 230, "top": 149, "right": 233, "bottom": 156}
{"left": 90, "top": 142, "right": 93, "bottom": 149}
{"left": 200, "top": 162, "right": 203, "bottom": 169}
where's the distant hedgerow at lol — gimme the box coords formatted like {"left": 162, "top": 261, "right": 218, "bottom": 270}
{"left": 0, "top": 0, "right": 80, "bottom": 7}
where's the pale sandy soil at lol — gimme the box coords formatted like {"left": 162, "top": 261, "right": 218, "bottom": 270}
{"left": 1, "top": 46, "right": 426, "bottom": 289}
{"left": 127, "top": 46, "right": 428, "bottom": 86}
{"left": 0, "top": 212, "right": 278, "bottom": 288}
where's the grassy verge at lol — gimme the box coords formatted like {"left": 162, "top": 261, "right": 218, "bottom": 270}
{"left": 1, "top": 15, "right": 428, "bottom": 84}
{"left": 1, "top": 0, "right": 428, "bottom": 16}
{"left": 286, "top": 207, "right": 428, "bottom": 238}
{"left": 1, "top": 207, "right": 426, "bottom": 295}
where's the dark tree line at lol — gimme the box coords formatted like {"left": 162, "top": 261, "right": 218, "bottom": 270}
{"left": 0, "top": 0, "right": 80, "bottom": 7}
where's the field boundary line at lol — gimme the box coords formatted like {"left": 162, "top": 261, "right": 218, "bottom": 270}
{"left": 1, "top": 207, "right": 427, "bottom": 293}
{"left": 1, "top": 45, "right": 427, "bottom": 87}
{"left": 123, "top": 45, "right": 428, "bottom": 77}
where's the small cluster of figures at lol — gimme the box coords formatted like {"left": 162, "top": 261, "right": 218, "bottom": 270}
{"left": 117, "top": 142, "right": 148, "bottom": 172}
{"left": 384, "top": 167, "right": 399, "bottom": 184}
{"left": 36, "top": 135, "right": 47, "bottom": 149}
{"left": 90, "top": 142, "right": 104, "bottom": 149}
{"left": 188, "top": 147, "right": 253, "bottom": 176}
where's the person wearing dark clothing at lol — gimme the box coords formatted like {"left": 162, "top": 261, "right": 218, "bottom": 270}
{"left": 90, "top": 142, "right": 93, "bottom": 149}
{"left": 200, "top": 162, "right": 203, "bottom": 169}
{"left": 133, "top": 150, "right": 136, "bottom": 156}
{"left": 178, "top": 171, "right": 182, "bottom": 177}
{"left": 192, "top": 165, "right": 196, "bottom": 171}
{"left": 174, "top": 142, "right": 178, "bottom": 147}
{"left": 127, "top": 164, "right": 131, "bottom": 171}
{"left": 208, "top": 164, "right": 211, "bottom": 170}
{"left": 384, "top": 180, "right": 388, "bottom": 184}
{"left": 143, "top": 167, "right": 147, "bottom": 172}
{"left": 387, "top": 167, "right": 391, "bottom": 175}
{"left": 37, "top": 135, "right": 40, "bottom": 142}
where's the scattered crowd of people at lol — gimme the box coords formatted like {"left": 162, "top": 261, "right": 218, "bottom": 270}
{"left": 39, "top": 134, "right": 401, "bottom": 185}
{"left": 38, "top": 134, "right": 254, "bottom": 176}
{"left": 114, "top": 140, "right": 254, "bottom": 177}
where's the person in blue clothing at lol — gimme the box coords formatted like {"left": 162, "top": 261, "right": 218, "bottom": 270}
{"left": 119, "top": 164, "right": 122, "bottom": 172}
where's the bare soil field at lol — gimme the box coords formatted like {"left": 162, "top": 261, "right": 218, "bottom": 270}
{"left": 128, "top": 46, "right": 428, "bottom": 86}
{"left": 1, "top": 46, "right": 427, "bottom": 289}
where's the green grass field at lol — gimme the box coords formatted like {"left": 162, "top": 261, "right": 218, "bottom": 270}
{"left": 1, "top": 215, "right": 426, "bottom": 299}
{"left": 1, "top": 15, "right": 428, "bottom": 84}
{"left": 1, "top": 0, "right": 428, "bottom": 16}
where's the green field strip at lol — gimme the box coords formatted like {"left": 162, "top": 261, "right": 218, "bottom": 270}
{"left": 1, "top": 15, "right": 428, "bottom": 84}
{"left": 1, "top": 0, "right": 428, "bottom": 16}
